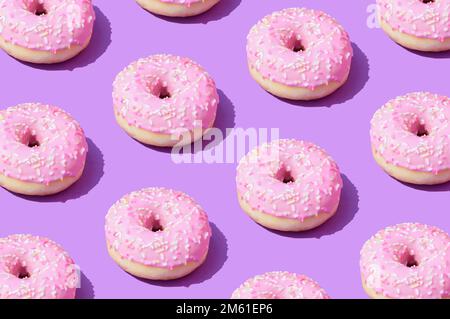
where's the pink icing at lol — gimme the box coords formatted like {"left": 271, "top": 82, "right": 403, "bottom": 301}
{"left": 236, "top": 139, "right": 343, "bottom": 221}
{"left": 113, "top": 54, "right": 219, "bottom": 136}
{"left": 231, "top": 271, "right": 330, "bottom": 299}
{"left": 377, "top": 0, "right": 450, "bottom": 41}
{"left": 0, "top": 234, "right": 78, "bottom": 299}
{"left": 105, "top": 187, "right": 211, "bottom": 269}
{"left": 370, "top": 92, "right": 450, "bottom": 174}
{"left": 246, "top": 7, "right": 353, "bottom": 89}
{"left": 0, "top": 0, "right": 95, "bottom": 52}
{"left": 360, "top": 223, "right": 450, "bottom": 299}
{"left": 0, "top": 103, "right": 88, "bottom": 185}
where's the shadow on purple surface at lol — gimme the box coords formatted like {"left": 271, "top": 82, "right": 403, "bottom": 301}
{"left": 141, "top": 89, "right": 236, "bottom": 155}
{"left": 277, "top": 43, "right": 369, "bottom": 108}
{"left": 76, "top": 271, "right": 95, "bottom": 299}
{"left": 14, "top": 138, "right": 105, "bottom": 203}
{"left": 405, "top": 48, "right": 450, "bottom": 59}
{"left": 214, "top": 90, "right": 237, "bottom": 138}
{"left": 400, "top": 180, "right": 450, "bottom": 192}
{"left": 20, "top": 7, "right": 111, "bottom": 71}
{"left": 267, "top": 174, "right": 359, "bottom": 239}
{"left": 135, "top": 222, "right": 228, "bottom": 287}
{"left": 153, "top": 0, "right": 241, "bottom": 24}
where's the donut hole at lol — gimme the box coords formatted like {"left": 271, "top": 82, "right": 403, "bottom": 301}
{"left": 35, "top": 6, "right": 47, "bottom": 16}
{"left": 405, "top": 255, "right": 419, "bottom": 268}
{"left": 151, "top": 221, "right": 164, "bottom": 232}
{"left": 147, "top": 80, "right": 172, "bottom": 100}
{"left": 276, "top": 167, "right": 296, "bottom": 184}
{"left": 29, "top": 2, "right": 48, "bottom": 16}
{"left": 285, "top": 35, "right": 305, "bottom": 53}
{"left": 421, "top": 0, "right": 435, "bottom": 4}
{"left": 17, "top": 269, "right": 31, "bottom": 279}
{"left": 415, "top": 124, "right": 429, "bottom": 137}
{"left": 292, "top": 40, "right": 305, "bottom": 53}
{"left": 144, "top": 218, "right": 164, "bottom": 233}
{"left": 10, "top": 264, "right": 31, "bottom": 279}
{"left": 26, "top": 134, "right": 40, "bottom": 148}
{"left": 282, "top": 173, "right": 295, "bottom": 184}
{"left": 158, "top": 86, "right": 171, "bottom": 100}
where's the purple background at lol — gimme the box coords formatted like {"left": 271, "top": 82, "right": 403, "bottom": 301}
{"left": 1, "top": 0, "right": 449, "bottom": 299}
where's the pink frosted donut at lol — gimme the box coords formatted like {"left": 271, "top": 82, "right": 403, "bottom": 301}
{"left": 236, "top": 139, "right": 343, "bottom": 232}
{"left": 377, "top": 0, "right": 450, "bottom": 52}
{"left": 231, "top": 271, "right": 330, "bottom": 299}
{"left": 0, "top": 234, "right": 78, "bottom": 299}
{"left": 105, "top": 187, "right": 212, "bottom": 280}
{"left": 0, "top": 0, "right": 95, "bottom": 64}
{"left": 0, "top": 103, "right": 88, "bottom": 196}
{"left": 360, "top": 223, "right": 450, "bottom": 299}
{"left": 246, "top": 7, "right": 353, "bottom": 101}
{"left": 136, "top": 0, "right": 220, "bottom": 17}
{"left": 370, "top": 92, "right": 450, "bottom": 185}
{"left": 113, "top": 54, "right": 219, "bottom": 147}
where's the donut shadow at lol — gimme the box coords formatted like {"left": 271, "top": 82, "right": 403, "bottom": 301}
{"left": 140, "top": 89, "right": 236, "bottom": 155}
{"left": 76, "top": 271, "right": 95, "bottom": 299}
{"left": 13, "top": 138, "right": 105, "bottom": 203}
{"left": 400, "top": 180, "right": 450, "bottom": 192}
{"left": 405, "top": 47, "right": 450, "bottom": 59}
{"left": 20, "top": 6, "right": 112, "bottom": 71}
{"left": 266, "top": 174, "right": 360, "bottom": 239}
{"left": 151, "top": 0, "right": 241, "bottom": 24}
{"left": 134, "top": 223, "right": 228, "bottom": 287}
{"left": 276, "top": 43, "right": 369, "bottom": 108}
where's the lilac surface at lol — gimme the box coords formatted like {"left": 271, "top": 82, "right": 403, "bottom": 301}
{"left": 1, "top": 0, "right": 449, "bottom": 299}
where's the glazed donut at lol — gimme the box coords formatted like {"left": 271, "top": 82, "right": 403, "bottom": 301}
{"left": 136, "top": 0, "right": 220, "bottom": 17}
{"left": 377, "top": 0, "right": 450, "bottom": 52}
{"left": 0, "top": 0, "right": 95, "bottom": 64}
{"left": 105, "top": 187, "right": 211, "bottom": 280}
{"left": 236, "top": 139, "right": 343, "bottom": 232}
{"left": 246, "top": 7, "right": 353, "bottom": 101}
{"left": 0, "top": 234, "right": 78, "bottom": 299}
{"left": 0, "top": 103, "right": 88, "bottom": 196}
{"left": 113, "top": 54, "right": 219, "bottom": 147}
{"left": 231, "top": 271, "right": 330, "bottom": 299}
{"left": 360, "top": 223, "right": 450, "bottom": 299}
{"left": 370, "top": 92, "right": 450, "bottom": 185}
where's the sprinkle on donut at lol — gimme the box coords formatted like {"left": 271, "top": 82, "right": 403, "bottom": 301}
{"left": 231, "top": 271, "right": 330, "bottom": 299}
{"left": 0, "top": 103, "right": 88, "bottom": 185}
{"left": 0, "top": 234, "right": 78, "bottom": 299}
{"left": 360, "top": 223, "right": 450, "bottom": 299}
{"left": 246, "top": 7, "right": 353, "bottom": 89}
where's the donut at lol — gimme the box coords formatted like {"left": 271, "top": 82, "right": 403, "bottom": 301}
{"left": 231, "top": 271, "right": 330, "bottom": 299}
{"left": 105, "top": 187, "right": 212, "bottom": 280}
{"left": 360, "top": 223, "right": 450, "bottom": 299}
{"left": 0, "top": 0, "right": 95, "bottom": 64}
{"left": 370, "top": 92, "right": 450, "bottom": 185}
{"left": 136, "top": 0, "right": 220, "bottom": 17}
{"left": 377, "top": 0, "right": 450, "bottom": 52}
{"left": 246, "top": 7, "right": 353, "bottom": 101}
{"left": 236, "top": 139, "right": 343, "bottom": 232}
{"left": 0, "top": 234, "right": 78, "bottom": 299}
{"left": 113, "top": 54, "right": 219, "bottom": 147}
{"left": 0, "top": 103, "right": 88, "bottom": 196}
